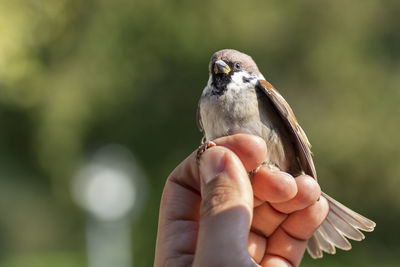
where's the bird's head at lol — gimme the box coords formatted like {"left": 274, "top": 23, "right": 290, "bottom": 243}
{"left": 207, "top": 49, "right": 263, "bottom": 96}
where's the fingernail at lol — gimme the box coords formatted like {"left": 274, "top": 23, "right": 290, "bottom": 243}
{"left": 200, "top": 148, "right": 227, "bottom": 184}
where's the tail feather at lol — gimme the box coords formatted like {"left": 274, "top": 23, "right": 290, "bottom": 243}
{"left": 314, "top": 229, "right": 336, "bottom": 254}
{"left": 327, "top": 207, "right": 364, "bottom": 241}
{"left": 320, "top": 218, "right": 352, "bottom": 250}
{"left": 323, "top": 192, "right": 376, "bottom": 231}
{"left": 306, "top": 235, "right": 322, "bottom": 259}
{"left": 306, "top": 192, "right": 376, "bottom": 259}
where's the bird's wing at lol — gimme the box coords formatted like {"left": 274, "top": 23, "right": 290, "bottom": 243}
{"left": 257, "top": 80, "right": 317, "bottom": 179}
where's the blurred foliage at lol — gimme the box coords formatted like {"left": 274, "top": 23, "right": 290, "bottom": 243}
{"left": 0, "top": 0, "right": 399, "bottom": 266}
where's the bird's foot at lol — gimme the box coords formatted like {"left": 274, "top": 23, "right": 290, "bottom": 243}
{"left": 248, "top": 162, "right": 279, "bottom": 178}
{"left": 196, "top": 140, "right": 216, "bottom": 164}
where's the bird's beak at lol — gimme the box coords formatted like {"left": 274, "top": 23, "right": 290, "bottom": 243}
{"left": 213, "top": 60, "right": 231, "bottom": 74}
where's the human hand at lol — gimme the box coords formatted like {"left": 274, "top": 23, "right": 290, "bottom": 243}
{"left": 154, "top": 134, "right": 329, "bottom": 267}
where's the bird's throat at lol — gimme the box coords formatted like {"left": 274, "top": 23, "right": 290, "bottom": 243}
{"left": 211, "top": 73, "right": 232, "bottom": 96}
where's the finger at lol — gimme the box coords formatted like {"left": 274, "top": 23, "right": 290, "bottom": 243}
{"left": 193, "top": 146, "right": 255, "bottom": 266}
{"left": 282, "top": 196, "right": 329, "bottom": 240}
{"left": 260, "top": 254, "right": 292, "bottom": 267}
{"left": 252, "top": 202, "right": 288, "bottom": 237}
{"left": 271, "top": 175, "right": 321, "bottom": 214}
{"left": 248, "top": 231, "right": 267, "bottom": 264}
{"left": 260, "top": 255, "right": 293, "bottom": 267}
{"left": 254, "top": 196, "right": 264, "bottom": 207}
{"left": 261, "top": 198, "right": 329, "bottom": 267}
{"left": 252, "top": 166, "right": 297, "bottom": 203}
{"left": 155, "top": 163, "right": 200, "bottom": 266}
{"left": 264, "top": 228, "right": 306, "bottom": 267}
{"left": 213, "top": 134, "right": 267, "bottom": 172}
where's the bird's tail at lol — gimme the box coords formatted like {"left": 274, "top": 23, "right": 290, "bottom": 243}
{"left": 306, "top": 192, "right": 376, "bottom": 259}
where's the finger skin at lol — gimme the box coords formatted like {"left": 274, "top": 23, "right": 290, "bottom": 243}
{"left": 252, "top": 202, "right": 287, "bottom": 237}
{"left": 213, "top": 134, "right": 267, "bottom": 172}
{"left": 271, "top": 175, "right": 321, "bottom": 214}
{"left": 254, "top": 196, "right": 264, "bottom": 207}
{"left": 248, "top": 231, "right": 267, "bottom": 264}
{"left": 155, "top": 169, "right": 200, "bottom": 266}
{"left": 198, "top": 147, "right": 253, "bottom": 218}
{"left": 262, "top": 198, "right": 329, "bottom": 267}
{"left": 252, "top": 166, "right": 297, "bottom": 204}
{"left": 265, "top": 227, "right": 307, "bottom": 267}
{"left": 193, "top": 146, "right": 255, "bottom": 266}
{"left": 260, "top": 255, "right": 292, "bottom": 267}
{"left": 251, "top": 174, "right": 321, "bottom": 238}
{"left": 282, "top": 196, "right": 329, "bottom": 240}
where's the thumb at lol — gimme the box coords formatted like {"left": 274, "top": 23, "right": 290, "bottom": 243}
{"left": 193, "top": 146, "right": 255, "bottom": 267}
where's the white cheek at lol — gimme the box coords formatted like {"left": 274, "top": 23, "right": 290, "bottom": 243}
{"left": 230, "top": 72, "right": 243, "bottom": 87}
{"left": 227, "top": 71, "right": 258, "bottom": 92}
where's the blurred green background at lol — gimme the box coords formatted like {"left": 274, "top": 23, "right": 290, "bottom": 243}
{"left": 1, "top": 0, "right": 399, "bottom": 266}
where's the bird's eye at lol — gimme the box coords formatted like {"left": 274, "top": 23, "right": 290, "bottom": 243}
{"left": 234, "top": 62, "right": 241, "bottom": 70}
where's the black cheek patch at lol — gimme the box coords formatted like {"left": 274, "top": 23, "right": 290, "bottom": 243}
{"left": 242, "top": 76, "right": 254, "bottom": 83}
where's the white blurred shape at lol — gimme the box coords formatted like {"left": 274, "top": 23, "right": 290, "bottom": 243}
{"left": 72, "top": 144, "right": 147, "bottom": 267}
{"left": 83, "top": 166, "right": 135, "bottom": 221}
{"left": 72, "top": 144, "right": 146, "bottom": 222}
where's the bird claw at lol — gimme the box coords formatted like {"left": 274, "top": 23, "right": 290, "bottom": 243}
{"left": 248, "top": 162, "right": 276, "bottom": 178}
{"left": 196, "top": 140, "right": 216, "bottom": 164}
{"left": 248, "top": 165, "right": 261, "bottom": 178}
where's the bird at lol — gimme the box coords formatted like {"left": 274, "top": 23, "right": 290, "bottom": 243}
{"left": 196, "top": 49, "right": 376, "bottom": 259}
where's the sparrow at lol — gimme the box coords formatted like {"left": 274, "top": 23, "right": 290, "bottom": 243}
{"left": 196, "top": 49, "right": 376, "bottom": 258}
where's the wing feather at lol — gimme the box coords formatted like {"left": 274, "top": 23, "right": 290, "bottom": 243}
{"left": 257, "top": 80, "right": 317, "bottom": 179}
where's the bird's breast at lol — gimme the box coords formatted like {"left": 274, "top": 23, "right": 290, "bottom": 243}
{"left": 200, "top": 85, "right": 298, "bottom": 174}
{"left": 200, "top": 87, "right": 262, "bottom": 140}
